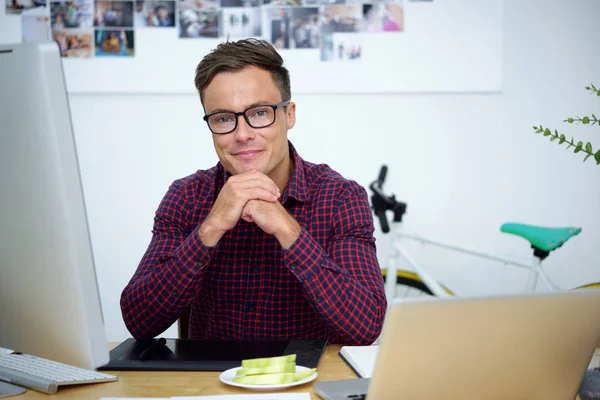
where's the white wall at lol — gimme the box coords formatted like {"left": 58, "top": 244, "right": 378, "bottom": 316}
{"left": 1, "top": 0, "right": 599, "bottom": 342}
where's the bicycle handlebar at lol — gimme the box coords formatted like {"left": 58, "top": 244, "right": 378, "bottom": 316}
{"left": 376, "top": 209, "right": 389, "bottom": 233}
{"left": 377, "top": 165, "right": 387, "bottom": 187}
{"left": 369, "top": 165, "right": 407, "bottom": 233}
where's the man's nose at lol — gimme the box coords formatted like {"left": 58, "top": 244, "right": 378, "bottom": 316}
{"left": 232, "top": 114, "right": 255, "bottom": 141}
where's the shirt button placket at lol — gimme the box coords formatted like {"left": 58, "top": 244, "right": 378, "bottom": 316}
{"left": 244, "top": 225, "right": 260, "bottom": 337}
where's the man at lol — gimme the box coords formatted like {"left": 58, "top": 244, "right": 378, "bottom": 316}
{"left": 120, "top": 38, "right": 386, "bottom": 345}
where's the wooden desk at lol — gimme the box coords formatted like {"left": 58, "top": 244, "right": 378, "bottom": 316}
{"left": 19, "top": 344, "right": 355, "bottom": 399}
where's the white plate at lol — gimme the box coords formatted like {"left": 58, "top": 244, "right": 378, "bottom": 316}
{"left": 219, "top": 365, "right": 318, "bottom": 391}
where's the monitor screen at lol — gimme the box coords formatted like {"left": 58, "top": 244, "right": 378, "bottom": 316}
{"left": 0, "top": 41, "right": 109, "bottom": 369}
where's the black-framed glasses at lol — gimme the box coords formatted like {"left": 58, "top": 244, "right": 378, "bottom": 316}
{"left": 203, "top": 100, "right": 290, "bottom": 135}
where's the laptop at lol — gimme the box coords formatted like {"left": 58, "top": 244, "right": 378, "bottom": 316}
{"left": 314, "top": 289, "right": 600, "bottom": 400}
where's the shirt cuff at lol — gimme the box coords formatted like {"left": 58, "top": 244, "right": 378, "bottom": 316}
{"left": 170, "top": 226, "right": 216, "bottom": 277}
{"left": 283, "top": 227, "right": 334, "bottom": 282}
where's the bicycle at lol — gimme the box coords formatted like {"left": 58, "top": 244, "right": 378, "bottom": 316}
{"left": 369, "top": 165, "right": 600, "bottom": 301}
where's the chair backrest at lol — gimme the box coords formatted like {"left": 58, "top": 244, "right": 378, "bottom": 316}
{"left": 177, "top": 306, "right": 191, "bottom": 339}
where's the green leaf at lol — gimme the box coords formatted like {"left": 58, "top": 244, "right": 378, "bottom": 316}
{"left": 550, "top": 136, "right": 557, "bottom": 141}
{"left": 586, "top": 142, "right": 593, "bottom": 153}
{"left": 583, "top": 116, "right": 590, "bottom": 124}
{"left": 559, "top": 134, "right": 566, "bottom": 144}
{"left": 593, "top": 114, "right": 597, "bottom": 119}
{"left": 567, "top": 117, "right": 574, "bottom": 123}
{"left": 584, "top": 154, "right": 592, "bottom": 162}
{"left": 595, "top": 150, "right": 600, "bottom": 165}
{"left": 543, "top": 128, "right": 551, "bottom": 136}
{"left": 575, "top": 141, "right": 583, "bottom": 153}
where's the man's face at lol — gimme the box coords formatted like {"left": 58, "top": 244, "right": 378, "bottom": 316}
{"left": 203, "top": 65, "right": 296, "bottom": 178}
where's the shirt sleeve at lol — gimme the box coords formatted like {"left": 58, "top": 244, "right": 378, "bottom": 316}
{"left": 120, "top": 181, "right": 214, "bottom": 340}
{"left": 283, "top": 184, "right": 387, "bottom": 345}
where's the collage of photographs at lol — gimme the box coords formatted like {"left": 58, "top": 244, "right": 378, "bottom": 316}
{"left": 9, "top": 0, "right": 432, "bottom": 60}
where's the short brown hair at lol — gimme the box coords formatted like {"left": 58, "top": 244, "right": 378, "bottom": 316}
{"left": 194, "top": 38, "right": 291, "bottom": 107}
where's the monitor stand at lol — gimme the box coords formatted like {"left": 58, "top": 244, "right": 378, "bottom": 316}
{"left": 0, "top": 381, "right": 26, "bottom": 398}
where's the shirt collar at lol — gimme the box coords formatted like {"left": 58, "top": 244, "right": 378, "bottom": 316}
{"left": 282, "top": 141, "right": 308, "bottom": 203}
{"left": 218, "top": 141, "right": 309, "bottom": 203}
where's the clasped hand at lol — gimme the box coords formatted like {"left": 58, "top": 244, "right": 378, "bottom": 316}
{"left": 198, "top": 170, "right": 300, "bottom": 248}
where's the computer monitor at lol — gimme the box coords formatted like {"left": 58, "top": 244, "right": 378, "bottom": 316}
{"left": 0, "top": 41, "right": 109, "bottom": 369}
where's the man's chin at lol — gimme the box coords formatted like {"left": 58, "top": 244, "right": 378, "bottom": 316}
{"left": 228, "top": 163, "right": 265, "bottom": 175}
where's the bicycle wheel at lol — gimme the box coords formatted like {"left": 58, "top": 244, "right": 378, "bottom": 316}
{"left": 572, "top": 282, "right": 600, "bottom": 290}
{"left": 381, "top": 269, "right": 444, "bottom": 297}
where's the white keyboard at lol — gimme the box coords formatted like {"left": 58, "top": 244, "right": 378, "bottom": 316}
{"left": 0, "top": 353, "right": 117, "bottom": 395}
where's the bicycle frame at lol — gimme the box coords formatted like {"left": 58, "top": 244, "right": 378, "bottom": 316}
{"left": 384, "top": 218, "right": 562, "bottom": 300}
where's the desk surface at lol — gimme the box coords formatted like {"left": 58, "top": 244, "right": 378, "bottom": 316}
{"left": 19, "top": 344, "right": 354, "bottom": 399}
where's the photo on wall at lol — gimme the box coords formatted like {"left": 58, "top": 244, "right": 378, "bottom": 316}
{"left": 94, "top": 1, "right": 134, "bottom": 27}
{"left": 179, "top": 9, "right": 219, "bottom": 37}
{"left": 262, "top": 0, "right": 301, "bottom": 7}
{"left": 219, "top": 0, "right": 258, "bottom": 7}
{"left": 53, "top": 29, "right": 93, "bottom": 57}
{"left": 290, "top": 7, "right": 319, "bottom": 49}
{"left": 220, "top": 7, "right": 261, "bottom": 38}
{"left": 320, "top": 4, "right": 361, "bottom": 33}
{"left": 319, "top": 32, "right": 333, "bottom": 61}
{"left": 50, "top": 0, "right": 94, "bottom": 29}
{"left": 135, "top": 0, "right": 176, "bottom": 27}
{"left": 6, "top": 0, "right": 46, "bottom": 14}
{"left": 22, "top": 15, "right": 52, "bottom": 42}
{"left": 362, "top": 3, "right": 404, "bottom": 32}
{"left": 179, "top": 0, "right": 216, "bottom": 11}
{"left": 331, "top": 31, "right": 362, "bottom": 61}
{"left": 94, "top": 28, "right": 135, "bottom": 56}
{"left": 265, "top": 7, "right": 290, "bottom": 49}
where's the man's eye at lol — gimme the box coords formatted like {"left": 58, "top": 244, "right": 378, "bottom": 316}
{"left": 216, "top": 116, "right": 232, "bottom": 123}
{"left": 251, "top": 109, "right": 268, "bottom": 118}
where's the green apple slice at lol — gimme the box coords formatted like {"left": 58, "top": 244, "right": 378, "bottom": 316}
{"left": 293, "top": 368, "right": 316, "bottom": 381}
{"left": 232, "top": 372, "right": 295, "bottom": 385}
{"left": 235, "top": 362, "right": 296, "bottom": 377}
{"left": 241, "top": 354, "right": 297, "bottom": 368}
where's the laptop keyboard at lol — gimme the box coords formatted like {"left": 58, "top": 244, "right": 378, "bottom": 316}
{"left": 347, "top": 395, "right": 366, "bottom": 400}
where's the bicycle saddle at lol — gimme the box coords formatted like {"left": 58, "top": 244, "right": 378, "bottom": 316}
{"left": 500, "top": 223, "right": 582, "bottom": 252}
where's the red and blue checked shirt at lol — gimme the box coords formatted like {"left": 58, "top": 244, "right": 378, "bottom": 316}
{"left": 120, "top": 142, "right": 387, "bottom": 345}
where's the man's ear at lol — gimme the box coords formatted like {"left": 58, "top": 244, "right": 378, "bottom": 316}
{"left": 286, "top": 101, "right": 296, "bottom": 130}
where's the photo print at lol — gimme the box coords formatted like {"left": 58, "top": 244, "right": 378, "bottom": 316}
{"left": 53, "top": 29, "right": 93, "bottom": 57}
{"left": 319, "top": 32, "right": 333, "bottom": 61}
{"left": 179, "top": 9, "right": 219, "bottom": 37}
{"left": 22, "top": 15, "right": 52, "bottom": 42}
{"left": 265, "top": 7, "right": 290, "bottom": 49}
{"left": 220, "top": 0, "right": 258, "bottom": 7}
{"left": 179, "top": 0, "right": 216, "bottom": 11}
{"left": 290, "top": 7, "right": 319, "bottom": 49}
{"left": 94, "top": 1, "right": 134, "bottom": 27}
{"left": 51, "top": 0, "right": 94, "bottom": 29}
{"left": 6, "top": 0, "right": 46, "bottom": 14}
{"left": 94, "top": 28, "right": 135, "bottom": 56}
{"left": 135, "top": 0, "right": 176, "bottom": 26}
{"left": 362, "top": 3, "right": 403, "bottom": 32}
{"left": 320, "top": 4, "right": 361, "bottom": 33}
{"left": 221, "top": 7, "right": 261, "bottom": 38}
{"left": 332, "top": 32, "right": 362, "bottom": 61}
{"left": 262, "top": 0, "right": 301, "bottom": 7}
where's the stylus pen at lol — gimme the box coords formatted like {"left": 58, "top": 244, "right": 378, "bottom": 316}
{"left": 139, "top": 337, "right": 167, "bottom": 360}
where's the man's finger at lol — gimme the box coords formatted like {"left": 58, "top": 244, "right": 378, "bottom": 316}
{"left": 242, "top": 188, "right": 278, "bottom": 203}
{"left": 229, "top": 177, "right": 280, "bottom": 197}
